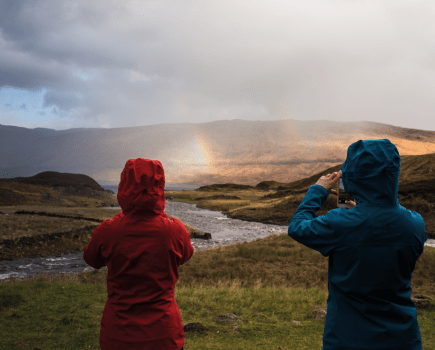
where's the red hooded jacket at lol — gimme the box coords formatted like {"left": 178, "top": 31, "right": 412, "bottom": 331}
{"left": 83, "top": 159, "right": 194, "bottom": 350}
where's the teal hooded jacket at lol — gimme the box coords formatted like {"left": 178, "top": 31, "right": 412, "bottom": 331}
{"left": 288, "top": 139, "right": 427, "bottom": 350}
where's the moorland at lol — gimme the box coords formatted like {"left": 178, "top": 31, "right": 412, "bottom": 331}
{"left": 0, "top": 158, "right": 434, "bottom": 349}
{"left": 0, "top": 172, "right": 202, "bottom": 261}
{"left": 167, "top": 153, "right": 435, "bottom": 239}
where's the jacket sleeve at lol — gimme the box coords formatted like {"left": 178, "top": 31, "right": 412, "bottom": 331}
{"left": 83, "top": 213, "right": 122, "bottom": 269}
{"left": 83, "top": 223, "right": 107, "bottom": 269}
{"left": 288, "top": 184, "right": 340, "bottom": 257}
{"left": 174, "top": 219, "right": 194, "bottom": 265}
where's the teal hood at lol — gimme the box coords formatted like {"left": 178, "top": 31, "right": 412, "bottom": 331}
{"left": 341, "top": 139, "right": 401, "bottom": 207}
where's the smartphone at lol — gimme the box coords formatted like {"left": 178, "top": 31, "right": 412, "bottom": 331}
{"left": 337, "top": 178, "right": 355, "bottom": 209}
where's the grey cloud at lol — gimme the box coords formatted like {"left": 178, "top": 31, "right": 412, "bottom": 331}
{"left": 43, "top": 90, "right": 83, "bottom": 111}
{"left": 0, "top": 0, "right": 435, "bottom": 130}
{"left": 20, "top": 103, "right": 26, "bottom": 109}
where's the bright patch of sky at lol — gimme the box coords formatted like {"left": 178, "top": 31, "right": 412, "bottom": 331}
{"left": 0, "top": 87, "right": 54, "bottom": 126}
{"left": 0, "top": 87, "right": 97, "bottom": 129}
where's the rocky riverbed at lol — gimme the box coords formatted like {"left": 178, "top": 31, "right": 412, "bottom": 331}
{"left": 164, "top": 200, "right": 289, "bottom": 251}
{"left": 0, "top": 201, "right": 434, "bottom": 281}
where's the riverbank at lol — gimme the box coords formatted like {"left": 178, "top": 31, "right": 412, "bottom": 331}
{"left": 0, "top": 200, "right": 288, "bottom": 280}
{"left": 1, "top": 201, "right": 434, "bottom": 281}
{"left": 0, "top": 204, "right": 210, "bottom": 263}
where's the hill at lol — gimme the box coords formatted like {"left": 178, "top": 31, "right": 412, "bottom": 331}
{"left": 1, "top": 120, "right": 435, "bottom": 185}
{"left": 0, "top": 171, "right": 118, "bottom": 207}
{"left": 167, "top": 153, "right": 435, "bottom": 238}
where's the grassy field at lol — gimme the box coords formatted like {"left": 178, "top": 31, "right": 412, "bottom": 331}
{"left": 1, "top": 234, "right": 434, "bottom": 349}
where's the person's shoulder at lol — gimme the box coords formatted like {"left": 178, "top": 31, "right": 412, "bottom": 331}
{"left": 96, "top": 212, "right": 124, "bottom": 231}
{"left": 398, "top": 205, "right": 426, "bottom": 230}
{"left": 322, "top": 207, "right": 360, "bottom": 231}
{"left": 396, "top": 206, "right": 426, "bottom": 246}
{"left": 162, "top": 215, "right": 188, "bottom": 230}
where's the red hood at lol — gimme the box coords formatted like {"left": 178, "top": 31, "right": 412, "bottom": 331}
{"left": 117, "top": 158, "right": 165, "bottom": 215}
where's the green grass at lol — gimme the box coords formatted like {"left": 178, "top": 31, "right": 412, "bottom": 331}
{"left": 1, "top": 235, "right": 434, "bottom": 349}
{"left": 170, "top": 198, "right": 200, "bottom": 205}
{"left": 0, "top": 279, "right": 328, "bottom": 349}
{"left": 1, "top": 278, "right": 434, "bottom": 349}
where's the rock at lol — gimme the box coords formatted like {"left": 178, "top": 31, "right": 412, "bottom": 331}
{"left": 307, "top": 306, "right": 327, "bottom": 319}
{"left": 230, "top": 325, "right": 239, "bottom": 333}
{"left": 412, "top": 294, "right": 434, "bottom": 310}
{"left": 218, "top": 313, "right": 239, "bottom": 318}
{"left": 216, "top": 313, "right": 244, "bottom": 322}
{"left": 183, "top": 322, "right": 204, "bottom": 332}
{"left": 252, "top": 313, "right": 264, "bottom": 317}
{"left": 190, "top": 230, "right": 212, "bottom": 240}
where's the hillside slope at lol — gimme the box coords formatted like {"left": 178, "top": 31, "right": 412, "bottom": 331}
{"left": 1, "top": 120, "right": 434, "bottom": 185}
{"left": 0, "top": 171, "right": 118, "bottom": 208}
{"left": 168, "top": 153, "right": 435, "bottom": 238}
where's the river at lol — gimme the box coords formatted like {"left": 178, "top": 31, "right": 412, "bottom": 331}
{"left": 1, "top": 200, "right": 434, "bottom": 281}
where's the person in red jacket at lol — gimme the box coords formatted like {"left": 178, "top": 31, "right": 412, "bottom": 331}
{"left": 83, "top": 158, "right": 194, "bottom": 350}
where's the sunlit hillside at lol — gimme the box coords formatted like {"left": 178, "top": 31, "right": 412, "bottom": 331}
{"left": 1, "top": 120, "right": 434, "bottom": 185}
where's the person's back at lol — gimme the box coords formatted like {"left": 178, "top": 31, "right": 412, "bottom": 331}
{"left": 288, "top": 139, "right": 426, "bottom": 350}
{"left": 84, "top": 158, "right": 194, "bottom": 350}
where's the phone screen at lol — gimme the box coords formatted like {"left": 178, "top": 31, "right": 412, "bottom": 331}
{"left": 337, "top": 178, "right": 355, "bottom": 208}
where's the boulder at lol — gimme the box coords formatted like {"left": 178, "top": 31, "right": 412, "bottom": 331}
{"left": 183, "top": 322, "right": 204, "bottom": 332}
{"left": 190, "top": 230, "right": 212, "bottom": 240}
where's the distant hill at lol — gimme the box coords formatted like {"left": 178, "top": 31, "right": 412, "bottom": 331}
{"left": 0, "top": 171, "right": 117, "bottom": 207}
{"left": 5, "top": 171, "right": 105, "bottom": 191}
{"left": 1, "top": 120, "right": 435, "bottom": 185}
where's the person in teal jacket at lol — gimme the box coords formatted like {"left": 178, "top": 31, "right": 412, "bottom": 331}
{"left": 288, "top": 139, "right": 427, "bottom": 350}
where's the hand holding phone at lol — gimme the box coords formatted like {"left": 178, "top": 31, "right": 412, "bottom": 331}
{"left": 337, "top": 178, "right": 356, "bottom": 209}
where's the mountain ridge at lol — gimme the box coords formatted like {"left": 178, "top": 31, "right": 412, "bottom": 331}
{"left": 1, "top": 119, "right": 434, "bottom": 185}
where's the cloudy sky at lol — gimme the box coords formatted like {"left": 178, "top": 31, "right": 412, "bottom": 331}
{"left": 1, "top": 0, "right": 435, "bottom": 131}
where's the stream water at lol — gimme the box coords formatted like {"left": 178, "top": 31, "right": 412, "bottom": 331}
{"left": 1, "top": 201, "right": 434, "bottom": 281}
